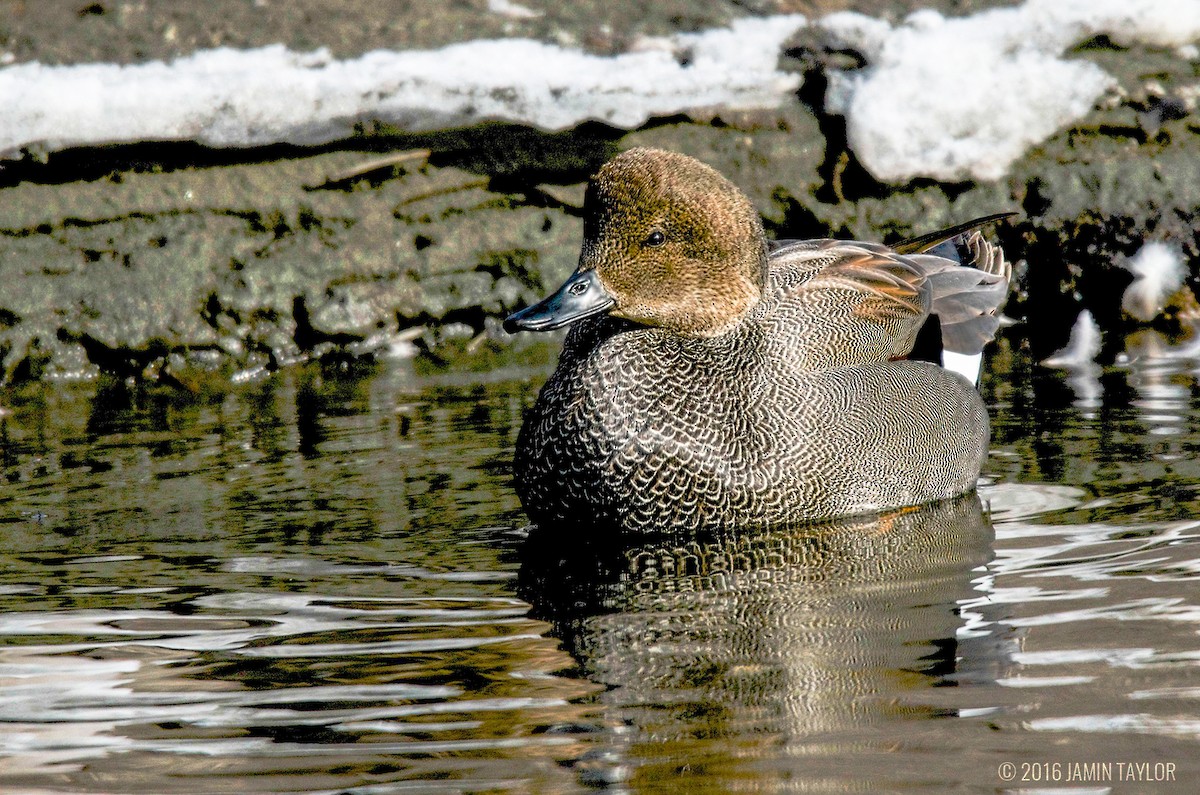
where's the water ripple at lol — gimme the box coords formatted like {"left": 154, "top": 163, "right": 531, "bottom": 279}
{"left": 2, "top": 355, "right": 1199, "bottom": 792}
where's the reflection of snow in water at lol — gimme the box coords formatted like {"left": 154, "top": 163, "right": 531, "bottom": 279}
{"left": 1041, "top": 304, "right": 1200, "bottom": 420}
{"left": 1124, "top": 355, "right": 1190, "bottom": 438}
{"left": 0, "top": 593, "right": 551, "bottom": 777}
{"left": 969, "top": 477, "right": 1200, "bottom": 739}
{"left": 979, "top": 483, "right": 1089, "bottom": 522}
{"left": 1114, "top": 325, "right": 1200, "bottom": 440}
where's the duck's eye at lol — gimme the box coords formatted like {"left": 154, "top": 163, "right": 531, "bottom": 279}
{"left": 644, "top": 230, "right": 666, "bottom": 248}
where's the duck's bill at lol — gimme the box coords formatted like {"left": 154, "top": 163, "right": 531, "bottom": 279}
{"left": 504, "top": 269, "right": 615, "bottom": 333}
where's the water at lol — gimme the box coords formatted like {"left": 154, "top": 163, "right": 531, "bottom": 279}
{"left": 1, "top": 344, "right": 1198, "bottom": 793}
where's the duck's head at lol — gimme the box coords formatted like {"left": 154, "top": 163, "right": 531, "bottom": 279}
{"left": 504, "top": 148, "right": 767, "bottom": 337}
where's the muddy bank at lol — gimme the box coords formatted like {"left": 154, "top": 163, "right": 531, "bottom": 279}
{"left": 0, "top": 7, "right": 1197, "bottom": 384}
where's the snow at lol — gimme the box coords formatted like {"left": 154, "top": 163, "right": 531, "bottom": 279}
{"left": 1042, "top": 310, "right": 1102, "bottom": 368}
{"left": 823, "top": 0, "right": 1200, "bottom": 182}
{"left": 1121, "top": 241, "right": 1188, "bottom": 322}
{"left": 1, "top": 0, "right": 1196, "bottom": 181}
{"left": 487, "top": 0, "right": 542, "bottom": 20}
{"left": 0, "top": 15, "right": 806, "bottom": 160}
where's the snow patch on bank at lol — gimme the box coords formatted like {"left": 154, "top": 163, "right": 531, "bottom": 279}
{"left": 1042, "top": 310, "right": 1102, "bottom": 368}
{"left": 0, "top": 15, "right": 806, "bottom": 160}
{"left": 1, "top": 0, "right": 1196, "bottom": 178}
{"left": 824, "top": 0, "right": 1200, "bottom": 182}
{"left": 1121, "top": 241, "right": 1188, "bottom": 322}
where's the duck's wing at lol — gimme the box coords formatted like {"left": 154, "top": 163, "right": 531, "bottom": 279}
{"left": 763, "top": 241, "right": 931, "bottom": 370}
{"left": 764, "top": 232, "right": 1011, "bottom": 376}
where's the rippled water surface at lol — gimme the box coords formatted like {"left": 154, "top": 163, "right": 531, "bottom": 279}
{"left": 2, "top": 346, "right": 1198, "bottom": 793}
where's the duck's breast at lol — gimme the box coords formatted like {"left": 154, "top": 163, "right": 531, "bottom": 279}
{"left": 515, "top": 323, "right": 769, "bottom": 527}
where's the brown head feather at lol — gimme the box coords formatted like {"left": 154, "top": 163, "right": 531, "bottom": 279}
{"left": 581, "top": 148, "right": 767, "bottom": 336}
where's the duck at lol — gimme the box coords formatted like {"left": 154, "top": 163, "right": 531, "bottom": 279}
{"left": 505, "top": 147, "right": 1012, "bottom": 533}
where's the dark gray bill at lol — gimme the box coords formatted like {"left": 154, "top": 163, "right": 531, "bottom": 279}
{"left": 504, "top": 269, "right": 615, "bottom": 333}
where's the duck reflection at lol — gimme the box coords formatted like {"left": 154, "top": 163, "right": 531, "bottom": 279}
{"left": 520, "top": 494, "right": 1002, "bottom": 789}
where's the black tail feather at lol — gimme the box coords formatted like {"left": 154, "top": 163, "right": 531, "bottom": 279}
{"left": 892, "top": 212, "right": 1016, "bottom": 256}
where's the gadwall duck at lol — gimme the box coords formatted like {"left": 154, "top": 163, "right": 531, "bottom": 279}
{"left": 506, "top": 148, "right": 1012, "bottom": 533}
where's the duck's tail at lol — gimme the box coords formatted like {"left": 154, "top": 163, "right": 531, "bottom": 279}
{"left": 903, "top": 215, "right": 1015, "bottom": 385}
{"left": 892, "top": 212, "right": 1015, "bottom": 256}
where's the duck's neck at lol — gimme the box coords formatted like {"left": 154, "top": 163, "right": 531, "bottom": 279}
{"left": 674, "top": 262, "right": 764, "bottom": 338}
{"left": 704, "top": 243, "right": 767, "bottom": 335}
